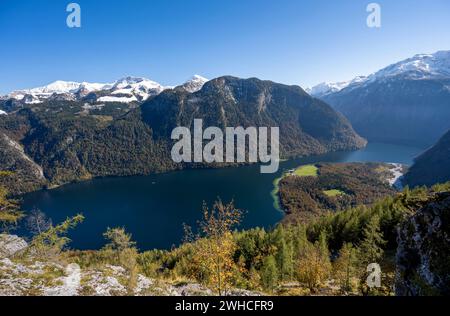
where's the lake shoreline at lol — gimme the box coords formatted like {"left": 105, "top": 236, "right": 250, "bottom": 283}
{"left": 17, "top": 145, "right": 369, "bottom": 199}
{"left": 18, "top": 142, "right": 424, "bottom": 251}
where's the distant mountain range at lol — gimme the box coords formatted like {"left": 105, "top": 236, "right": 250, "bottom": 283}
{"left": 0, "top": 76, "right": 366, "bottom": 194}
{"left": 306, "top": 76, "right": 367, "bottom": 98}
{"left": 1, "top": 75, "right": 209, "bottom": 106}
{"left": 309, "top": 51, "right": 450, "bottom": 146}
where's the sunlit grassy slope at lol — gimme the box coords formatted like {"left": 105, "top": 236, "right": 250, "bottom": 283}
{"left": 294, "top": 165, "right": 318, "bottom": 177}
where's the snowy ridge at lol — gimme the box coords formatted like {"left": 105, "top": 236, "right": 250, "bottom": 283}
{"left": 308, "top": 50, "right": 450, "bottom": 97}
{"left": 7, "top": 80, "right": 114, "bottom": 104}
{"left": 371, "top": 51, "right": 450, "bottom": 80}
{"left": 3, "top": 75, "right": 209, "bottom": 105}
{"left": 109, "top": 77, "right": 167, "bottom": 101}
{"left": 306, "top": 76, "right": 366, "bottom": 97}
{"left": 11, "top": 81, "right": 113, "bottom": 98}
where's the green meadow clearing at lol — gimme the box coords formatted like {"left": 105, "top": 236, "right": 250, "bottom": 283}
{"left": 323, "top": 189, "right": 347, "bottom": 197}
{"left": 294, "top": 165, "right": 318, "bottom": 177}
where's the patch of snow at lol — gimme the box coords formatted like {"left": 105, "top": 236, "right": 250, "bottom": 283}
{"left": 111, "top": 88, "right": 134, "bottom": 96}
{"left": 97, "top": 95, "right": 138, "bottom": 103}
{"left": 0, "top": 110, "right": 7, "bottom": 115}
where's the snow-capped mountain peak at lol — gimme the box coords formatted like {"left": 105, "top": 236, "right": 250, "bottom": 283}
{"left": 6, "top": 80, "right": 114, "bottom": 103}
{"left": 112, "top": 76, "right": 162, "bottom": 90}
{"left": 307, "top": 76, "right": 367, "bottom": 97}
{"left": 105, "top": 76, "right": 167, "bottom": 102}
{"left": 28, "top": 80, "right": 81, "bottom": 94}
{"left": 308, "top": 50, "right": 450, "bottom": 98}
{"left": 306, "top": 81, "right": 350, "bottom": 97}
{"left": 371, "top": 50, "right": 450, "bottom": 80}
{"left": 2, "top": 74, "right": 207, "bottom": 105}
{"left": 3, "top": 76, "right": 171, "bottom": 104}
{"left": 178, "top": 75, "right": 209, "bottom": 93}
{"left": 191, "top": 74, "right": 208, "bottom": 82}
{"left": 24, "top": 80, "right": 113, "bottom": 95}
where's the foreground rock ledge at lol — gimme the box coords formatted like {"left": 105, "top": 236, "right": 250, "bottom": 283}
{"left": 396, "top": 192, "right": 450, "bottom": 296}
{"left": 0, "top": 234, "right": 28, "bottom": 258}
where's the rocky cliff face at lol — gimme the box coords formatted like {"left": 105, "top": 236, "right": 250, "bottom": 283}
{"left": 0, "top": 235, "right": 28, "bottom": 258}
{"left": 396, "top": 191, "right": 450, "bottom": 296}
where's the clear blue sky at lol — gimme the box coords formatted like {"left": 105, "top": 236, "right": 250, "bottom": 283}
{"left": 1, "top": 0, "right": 449, "bottom": 94}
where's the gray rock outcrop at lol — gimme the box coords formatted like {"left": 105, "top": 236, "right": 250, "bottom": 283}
{"left": 0, "top": 234, "right": 28, "bottom": 258}
{"left": 396, "top": 192, "right": 450, "bottom": 295}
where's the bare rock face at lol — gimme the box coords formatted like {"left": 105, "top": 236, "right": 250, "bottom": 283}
{"left": 396, "top": 192, "right": 450, "bottom": 296}
{"left": 0, "top": 235, "right": 28, "bottom": 258}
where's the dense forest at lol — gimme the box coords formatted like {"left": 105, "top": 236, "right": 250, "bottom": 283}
{"left": 277, "top": 162, "right": 398, "bottom": 222}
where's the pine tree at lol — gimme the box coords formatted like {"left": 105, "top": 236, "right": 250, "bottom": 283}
{"left": 318, "top": 231, "right": 330, "bottom": 261}
{"left": 274, "top": 226, "right": 294, "bottom": 282}
{"left": 334, "top": 243, "right": 358, "bottom": 293}
{"left": 358, "top": 215, "right": 386, "bottom": 265}
{"left": 103, "top": 227, "right": 136, "bottom": 252}
{"left": 260, "top": 255, "right": 278, "bottom": 293}
{"left": 293, "top": 224, "right": 309, "bottom": 258}
{"left": 29, "top": 214, "right": 84, "bottom": 259}
{"left": 248, "top": 266, "right": 261, "bottom": 290}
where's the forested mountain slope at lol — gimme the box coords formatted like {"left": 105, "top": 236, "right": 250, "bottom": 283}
{"left": 0, "top": 77, "right": 366, "bottom": 194}
{"left": 403, "top": 129, "right": 450, "bottom": 187}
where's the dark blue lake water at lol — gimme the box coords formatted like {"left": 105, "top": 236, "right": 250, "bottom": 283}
{"left": 20, "top": 143, "right": 424, "bottom": 251}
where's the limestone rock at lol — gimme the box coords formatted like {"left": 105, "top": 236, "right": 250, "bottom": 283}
{"left": 396, "top": 192, "right": 450, "bottom": 295}
{"left": 0, "top": 235, "right": 28, "bottom": 258}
